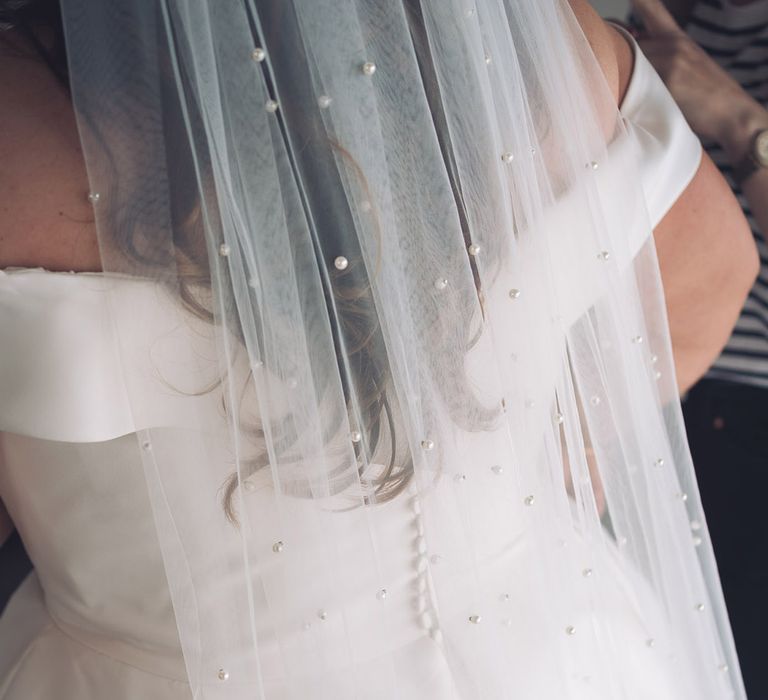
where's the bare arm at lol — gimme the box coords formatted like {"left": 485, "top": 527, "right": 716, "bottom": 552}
{"left": 558, "top": 0, "right": 754, "bottom": 514}
{"left": 628, "top": 0, "right": 762, "bottom": 391}
{"left": 572, "top": 0, "right": 758, "bottom": 394}
{"left": 653, "top": 155, "right": 758, "bottom": 392}
{"left": 652, "top": 0, "right": 697, "bottom": 25}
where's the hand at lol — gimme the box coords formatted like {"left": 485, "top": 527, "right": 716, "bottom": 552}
{"left": 631, "top": 0, "right": 764, "bottom": 154}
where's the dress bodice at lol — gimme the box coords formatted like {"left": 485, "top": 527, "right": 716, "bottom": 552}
{"left": 0, "top": 432, "right": 185, "bottom": 677}
{"left": 0, "top": 271, "right": 194, "bottom": 684}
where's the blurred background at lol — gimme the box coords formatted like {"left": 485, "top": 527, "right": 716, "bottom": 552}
{"left": 590, "top": 0, "right": 629, "bottom": 18}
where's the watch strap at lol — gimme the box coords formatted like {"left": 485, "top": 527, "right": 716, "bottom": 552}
{"left": 732, "top": 128, "right": 768, "bottom": 187}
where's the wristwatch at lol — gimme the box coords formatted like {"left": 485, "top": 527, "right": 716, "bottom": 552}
{"left": 733, "top": 128, "right": 768, "bottom": 186}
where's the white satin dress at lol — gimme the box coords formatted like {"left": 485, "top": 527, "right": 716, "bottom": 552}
{"left": 0, "top": 40, "right": 704, "bottom": 700}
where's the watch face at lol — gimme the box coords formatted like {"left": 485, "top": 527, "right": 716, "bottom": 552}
{"left": 755, "top": 129, "right": 768, "bottom": 167}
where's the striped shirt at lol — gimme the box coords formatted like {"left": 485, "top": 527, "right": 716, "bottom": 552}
{"left": 685, "top": 0, "right": 768, "bottom": 387}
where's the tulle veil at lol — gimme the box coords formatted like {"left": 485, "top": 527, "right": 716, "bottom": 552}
{"left": 59, "top": 0, "right": 745, "bottom": 697}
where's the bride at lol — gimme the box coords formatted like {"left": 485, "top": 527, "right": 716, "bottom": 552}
{"left": 0, "top": 0, "right": 758, "bottom": 698}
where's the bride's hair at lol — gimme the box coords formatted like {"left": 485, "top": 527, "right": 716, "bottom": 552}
{"left": 0, "top": 0, "right": 67, "bottom": 85}
{"left": 2, "top": 0, "right": 493, "bottom": 517}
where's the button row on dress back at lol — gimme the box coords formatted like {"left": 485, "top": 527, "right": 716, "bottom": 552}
{"left": 409, "top": 492, "right": 443, "bottom": 642}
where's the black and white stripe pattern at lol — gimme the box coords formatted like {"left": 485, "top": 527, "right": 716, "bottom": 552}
{"left": 686, "top": 0, "right": 768, "bottom": 388}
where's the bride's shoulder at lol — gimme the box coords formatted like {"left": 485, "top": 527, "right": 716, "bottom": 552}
{"left": 0, "top": 30, "right": 99, "bottom": 273}
{"left": 568, "top": 0, "right": 634, "bottom": 106}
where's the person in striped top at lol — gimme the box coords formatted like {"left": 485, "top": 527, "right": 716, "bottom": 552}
{"left": 632, "top": 0, "right": 768, "bottom": 695}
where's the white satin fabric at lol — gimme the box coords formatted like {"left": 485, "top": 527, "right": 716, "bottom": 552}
{"left": 0, "top": 38, "right": 703, "bottom": 700}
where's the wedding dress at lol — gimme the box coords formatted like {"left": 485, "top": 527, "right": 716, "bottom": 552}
{"left": 0, "top": 21, "right": 738, "bottom": 697}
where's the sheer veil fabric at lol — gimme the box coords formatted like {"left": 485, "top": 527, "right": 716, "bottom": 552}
{"left": 59, "top": 0, "right": 744, "bottom": 697}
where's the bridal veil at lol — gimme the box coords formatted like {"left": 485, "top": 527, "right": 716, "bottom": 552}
{"left": 58, "top": 0, "right": 745, "bottom": 697}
